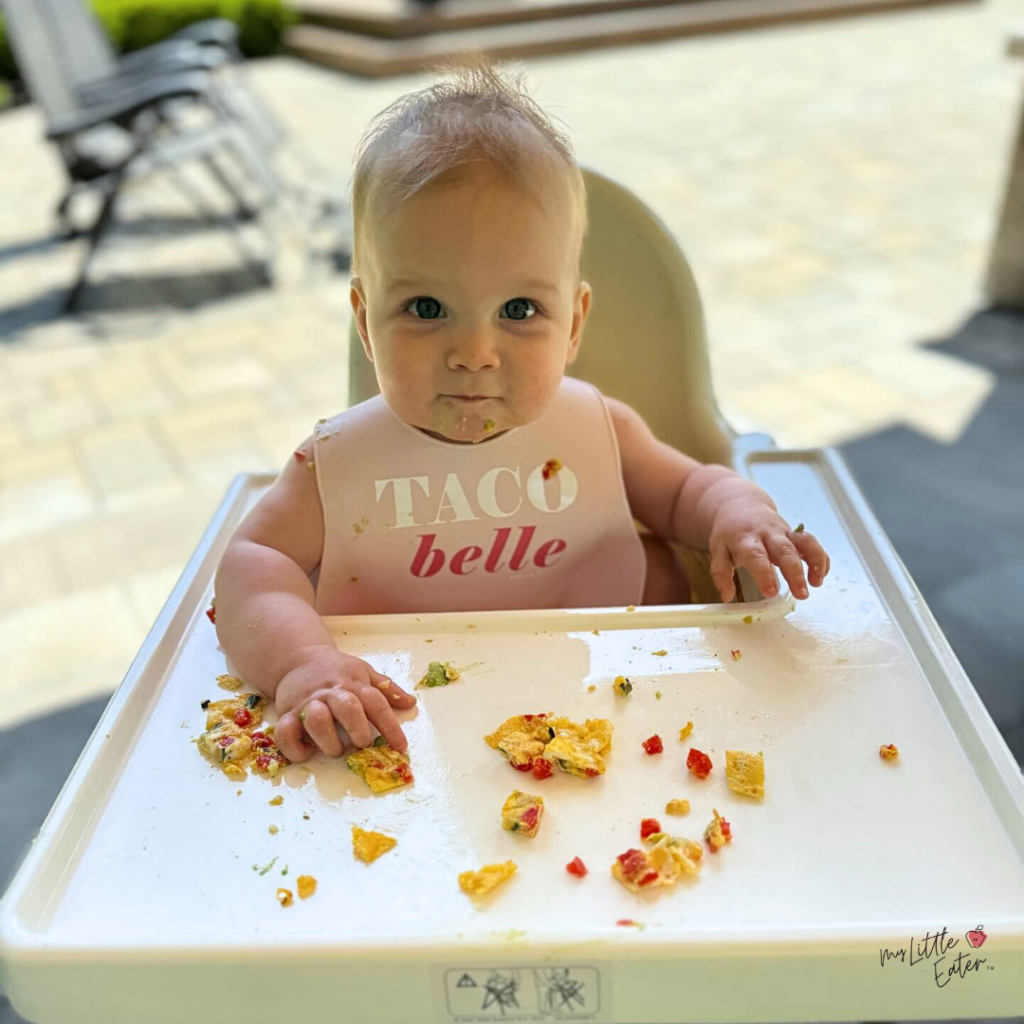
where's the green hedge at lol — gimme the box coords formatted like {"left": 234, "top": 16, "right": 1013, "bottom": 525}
{"left": 0, "top": 0, "right": 295, "bottom": 84}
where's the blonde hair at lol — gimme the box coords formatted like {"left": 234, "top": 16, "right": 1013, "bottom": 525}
{"left": 349, "top": 55, "right": 588, "bottom": 281}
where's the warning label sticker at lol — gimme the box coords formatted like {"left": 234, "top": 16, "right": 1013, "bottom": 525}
{"left": 437, "top": 965, "right": 607, "bottom": 1023}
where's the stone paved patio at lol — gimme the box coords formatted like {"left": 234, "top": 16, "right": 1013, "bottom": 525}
{"left": 1, "top": 0, "right": 1022, "bottom": 727}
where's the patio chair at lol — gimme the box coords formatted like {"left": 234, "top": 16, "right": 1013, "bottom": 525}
{"left": 348, "top": 165, "right": 738, "bottom": 466}
{"left": 42, "top": 0, "right": 344, "bottom": 231}
{"left": 0, "top": 0, "right": 283, "bottom": 311}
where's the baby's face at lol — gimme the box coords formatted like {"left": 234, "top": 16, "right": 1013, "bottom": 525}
{"left": 351, "top": 162, "right": 591, "bottom": 444}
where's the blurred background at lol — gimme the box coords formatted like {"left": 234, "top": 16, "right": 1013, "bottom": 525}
{"left": 0, "top": 3, "right": 1022, "bottom": 1014}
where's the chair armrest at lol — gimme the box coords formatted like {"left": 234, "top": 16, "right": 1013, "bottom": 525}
{"left": 115, "top": 39, "right": 228, "bottom": 76}
{"left": 169, "top": 18, "right": 241, "bottom": 56}
{"left": 79, "top": 46, "right": 224, "bottom": 106}
{"left": 46, "top": 71, "right": 212, "bottom": 139}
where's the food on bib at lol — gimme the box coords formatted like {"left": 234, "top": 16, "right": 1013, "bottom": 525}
{"left": 686, "top": 748, "right": 712, "bottom": 780}
{"left": 612, "top": 676, "right": 633, "bottom": 696}
{"left": 485, "top": 714, "right": 613, "bottom": 779}
{"left": 542, "top": 458, "right": 563, "bottom": 479}
{"left": 566, "top": 856, "right": 588, "bottom": 877}
{"left": 642, "top": 734, "right": 663, "bottom": 755}
{"left": 879, "top": 743, "right": 899, "bottom": 761}
{"left": 611, "top": 834, "right": 703, "bottom": 893}
{"left": 459, "top": 861, "right": 517, "bottom": 898}
{"left": 725, "top": 750, "right": 765, "bottom": 798}
{"left": 352, "top": 826, "right": 398, "bottom": 863}
{"left": 417, "top": 660, "right": 460, "bottom": 688}
{"left": 730, "top": 649, "right": 742, "bottom": 661}
{"left": 665, "top": 798, "right": 690, "bottom": 816}
{"left": 678, "top": 721, "right": 693, "bottom": 742}
{"left": 346, "top": 745, "right": 414, "bottom": 792}
{"left": 501, "top": 790, "right": 545, "bottom": 837}
{"left": 704, "top": 809, "right": 732, "bottom": 853}
{"left": 206, "top": 599, "right": 216, "bottom": 624}
{"left": 296, "top": 875, "right": 317, "bottom": 898}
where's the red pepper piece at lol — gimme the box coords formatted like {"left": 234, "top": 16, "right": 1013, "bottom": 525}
{"left": 205, "top": 605, "right": 216, "bottom": 624}
{"left": 617, "top": 848, "right": 648, "bottom": 881}
{"left": 252, "top": 737, "right": 272, "bottom": 749}
{"left": 566, "top": 856, "right": 588, "bottom": 877}
{"left": 233, "top": 709, "right": 252, "bottom": 728}
{"left": 217, "top": 736, "right": 234, "bottom": 747}
{"left": 616, "top": 919, "right": 638, "bottom": 926}
{"left": 640, "top": 817, "right": 661, "bottom": 840}
{"left": 513, "top": 760, "right": 534, "bottom": 772}
{"left": 250, "top": 731, "right": 266, "bottom": 741}
{"left": 293, "top": 450, "right": 306, "bottom": 462}
{"left": 583, "top": 767, "right": 600, "bottom": 778}
{"left": 686, "top": 747, "right": 712, "bottom": 779}
{"left": 255, "top": 754, "right": 272, "bottom": 771}
{"left": 638, "top": 870, "right": 659, "bottom": 887}
{"left": 642, "top": 734, "right": 663, "bottom": 755}
{"left": 531, "top": 758, "right": 553, "bottom": 780}
{"left": 521, "top": 806, "right": 539, "bottom": 828}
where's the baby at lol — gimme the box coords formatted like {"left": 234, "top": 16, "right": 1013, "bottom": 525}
{"left": 214, "top": 60, "right": 830, "bottom": 765}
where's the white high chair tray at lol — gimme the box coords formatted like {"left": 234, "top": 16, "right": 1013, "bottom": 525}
{"left": 1, "top": 449, "right": 1022, "bottom": 1024}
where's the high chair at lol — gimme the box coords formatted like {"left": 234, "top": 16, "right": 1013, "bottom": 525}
{"left": 348, "top": 165, "right": 737, "bottom": 467}
{"left": 4, "top": 175, "right": 1023, "bottom": 1024}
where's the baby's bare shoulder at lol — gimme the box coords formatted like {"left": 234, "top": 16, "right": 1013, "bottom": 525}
{"left": 233, "top": 433, "right": 324, "bottom": 572}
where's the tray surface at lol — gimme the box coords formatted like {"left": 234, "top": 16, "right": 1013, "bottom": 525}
{"left": 8, "top": 453, "right": 1023, "bottom": 952}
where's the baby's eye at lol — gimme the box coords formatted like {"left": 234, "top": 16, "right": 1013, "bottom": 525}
{"left": 406, "top": 296, "right": 444, "bottom": 320}
{"left": 502, "top": 298, "right": 537, "bottom": 321}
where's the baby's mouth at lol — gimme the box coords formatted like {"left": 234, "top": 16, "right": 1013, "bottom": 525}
{"left": 441, "top": 394, "right": 497, "bottom": 403}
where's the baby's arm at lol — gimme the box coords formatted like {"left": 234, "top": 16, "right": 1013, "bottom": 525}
{"left": 608, "top": 399, "right": 829, "bottom": 602}
{"left": 214, "top": 439, "right": 415, "bottom": 759}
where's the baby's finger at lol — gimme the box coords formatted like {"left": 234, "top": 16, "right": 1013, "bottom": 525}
{"left": 709, "top": 544, "right": 737, "bottom": 603}
{"left": 764, "top": 534, "right": 808, "bottom": 599}
{"left": 791, "top": 530, "right": 829, "bottom": 587}
{"left": 323, "top": 690, "right": 374, "bottom": 750}
{"left": 734, "top": 538, "right": 779, "bottom": 599}
{"left": 358, "top": 687, "right": 409, "bottom": 753}
{"left": 369, "top": 669, "right": 416, "bottom": 709}
{"left": 300, "top": 697, "right": 344, "bottom": 757}
{"left": 274, "top": 710, "right": 316, "bottom": 762}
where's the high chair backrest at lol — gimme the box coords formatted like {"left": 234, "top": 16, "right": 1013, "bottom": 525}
{"left": 347, "top": 165, "right": 736, "bottom": 466}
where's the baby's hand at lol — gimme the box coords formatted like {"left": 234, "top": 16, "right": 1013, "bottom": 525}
{"left": 274, "top": 647, "right": 416, "bottom": 762}
{"left": 708, "top": 498, "right": 830, "bottom": 603}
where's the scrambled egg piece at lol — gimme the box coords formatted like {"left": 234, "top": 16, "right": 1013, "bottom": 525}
{"left": 611, "top": 834, "right": 703, "bottom": 893}
{"left": 679, "top": 721, "right": 693, "bottom": 742}
{"left": 204, "top": 693, "right": 266, "bottom": 730}
{"left": 352, "top": 826, "right": 397, "bottom": 863}
{"left": 485, "top": 714, "right": 556, "bottom": 749}
{"left": 501, "top": 790, "right": 545, "bottom": 837}
{"left": 879, "top": 743, "right": 899, "bottom": 760}
{"left": 346, "top": 745, "right": 414, "bottom": 792}
{"left": 417, "top": 661, "right": 460, "bottom": 688}
{"left": 665, "top": 798, "right": 690, "bottom": 816}
{"left": 297, "top": 875, "right": 317, "bottom": 898}
{"left": 545, "top": 732, "right": 605, "bottom": 778}
{"left": 197, "top": 720, "right": 253, "bottom": 763}
{"left": 276, "top": 888, "right": 293, "bottom": 907}
{"left": 725, "top": 750, "right": 765, "bottom": 798}
{"left": 459, "top": 861, "right": 517, "bottom": 898}
{"left": 704, "top": 809, "right": 732, "bottom": 852}
{"left": 612, "top": 676, "right": 633, "bottom": 696}
{"left": 484, "top": 714, "right": 613, "bottom": 778}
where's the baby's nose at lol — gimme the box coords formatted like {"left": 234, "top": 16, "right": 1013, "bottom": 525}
{"left": 447, "top": 335, "right": 500, "bottom": 372}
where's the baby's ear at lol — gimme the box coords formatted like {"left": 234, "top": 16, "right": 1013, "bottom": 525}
{"left": 566, "top": 280, "right": 592, "bottom": 365}
{"left": 350, "top": 278, "right": 373, "bottom": 361}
